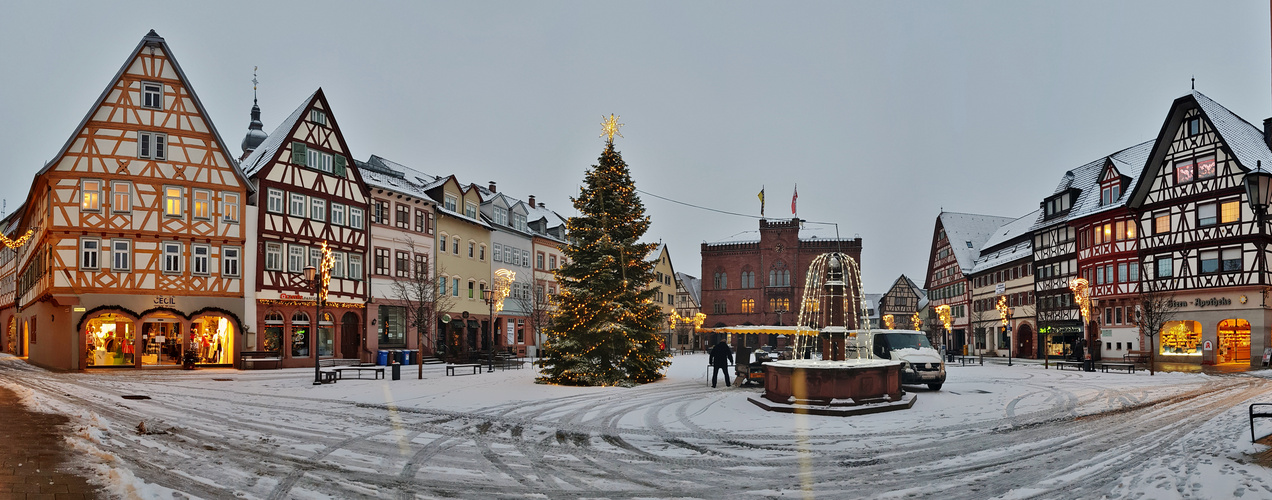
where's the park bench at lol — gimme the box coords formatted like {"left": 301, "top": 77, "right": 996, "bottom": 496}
{"left": 1056, "top": 361, "right": 1085, "bottom": 371}
{"left": 1252, "top": 403, "right": 1272, "bottom": 442}
{"left": 956, "top": 355, "right": 983, "bottom": 366}
{"left": 319, "top": 370, "right": 338, "bottom": 384}
{"left": 1100, "top": 363, "right": 1136, "bottom": 374}
{"left": 320, "top": 358, "right": 361, "bottom": 367}
{"left": 446, "top": 363, "right": 483, "bottom": 376}
{"left": 1124, "top": 350, "right": 1150, "bottom": 364}
{"left": 239, "top": 350, "right": 281, "bottom": 370}
{"left": 333, "top": 366, "right": 385, "bottom": 380}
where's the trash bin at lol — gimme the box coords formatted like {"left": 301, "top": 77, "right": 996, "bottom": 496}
{"left": 377, "top": 350, "right": 388, "bottom": 366}
{"left": 391, "top": 362, "right": 401, "bottom": 380}
{"left": 395, "top": 350, "right": 406, "bottom": 364}
{"left": 405, "top": 350, "right": 416, "bottom": 365}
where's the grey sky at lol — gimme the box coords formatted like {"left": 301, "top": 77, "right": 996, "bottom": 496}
{"left": 2, "top": 1, "right": 1270, "bottom": 292}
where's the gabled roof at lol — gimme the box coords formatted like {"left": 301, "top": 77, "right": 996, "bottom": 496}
{"left": 981, "top": 209, "right": 1042, "bottom": 252}
{"left": 646, "top": 242, "right": 669, "bottom": 263}
{"left": 676, "top": 272, "right": 702, "bottom": 307}
{"left": 936, "top": 212, "right": 1017, "bottom": 273}
{"left": 1065, "top": 141, "right": 1154, "bottom": 221}
{"left": 241, "top": 90, "right": 317, "bottom": 177}
{"left": 971, "top": 210, "right": 1039, "bottom": 274}
{"left": 1131, "top": 91, "right": 1272, "bottom": 207}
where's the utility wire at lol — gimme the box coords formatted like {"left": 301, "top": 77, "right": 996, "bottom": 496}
{"left": 635, "top": 188, "right": 844, "bottom": 228}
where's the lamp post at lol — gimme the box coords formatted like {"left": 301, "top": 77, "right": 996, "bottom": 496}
{"left": 482, "top": 289, "right": 496, "bottom": 354}
{"left": 996, "top": 295, "right": 1013, "bottom": 367}
{"left": 304, "top": 264, "right": 324, "bottom": 386}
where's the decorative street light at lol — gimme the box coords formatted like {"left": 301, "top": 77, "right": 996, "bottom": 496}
{"left": 482, "top": 288, "right": 497, "bottom": 356}
{"left": 1069, "top": 277, "right": 1093, "bottom": 372}
{"left": 996, "top": 295, "right": 1013, "bottom": 367}
{"left": 303, "top": 242, "right": 334, "bottom": 386}
{"left": 1244, "top": 161, "right": 1272, "bottom": 284}
{"left": 936, "top": 304, "right": 953, "bottom": 362}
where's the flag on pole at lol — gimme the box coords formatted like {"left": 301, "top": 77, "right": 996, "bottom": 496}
{"left": 791, "top": 184, "right": 798, "bottom": 215}
{"left": 758, "top": 187, "right": 765, "bottom": 217}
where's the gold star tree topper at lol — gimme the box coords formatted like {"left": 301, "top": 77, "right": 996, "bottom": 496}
{"left": 600, "top": 114, "right": 624, "bottom": 143}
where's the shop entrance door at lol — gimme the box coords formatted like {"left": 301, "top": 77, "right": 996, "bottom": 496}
{"left": 341, "top": 312, "right": 360, "bottom": 360}
{"left": 1218, "top": 319, "right": 1251, "bottom": 364}
{"left": 141, "top": 319, "right": 182, "bottom": 366}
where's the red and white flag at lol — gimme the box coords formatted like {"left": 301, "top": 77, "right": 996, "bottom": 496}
{"left": 791, "top": 184, "right": 798, "bottom": 215}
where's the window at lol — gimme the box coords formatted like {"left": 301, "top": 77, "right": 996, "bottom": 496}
{"left": 414, "top": 253, "right": 427, "bottom": 279}
{"left": 110, "top": 181, "right": 132, "bottom": 213}
{"left": 348, "top": 254, "right": 363, "bottom": 280}
{"left": 741, "top": 299, "right": 755, "bottom": 313}
{"left": 310, "top": 198, "right": 326, "bottom": 222}
{"left": 80, "top": 238, "right": 100, "bottom": 270}
{"left": 1095, "top": 266, "right": 1104, "bottom": 285}
{"left": 375, "top": 248, "right": 390, "bottom": 276}
{"left": 309, "top": 247, "right": 322, "bottom": 271}
{"left": 396, "top": 204, "right": 410, "bottom": 229}
{"left": 222, "top": 246, "right": 240, "bottom": 277}
{"left": 439, "top": 276, "right": 449, "bottom": 296}
{"left": 1221, "top": 200, "right": 1240, "bottom": 224}
{"left": 1188, "top": 117, "right": 1201, "bottom": 136}
{"left": 537, "top": 252, "right": 545, "bottom": 269}
{"left": 452, "top": 277, "right": 460, "bottom": 297}
{"left": 290, "top": 193, "right": 307, "bottom": 217}
{"left": 330, "top": 252, "right": 345, "bottom": 278}
{"left": 513, "top": 213, "right": 527, "bottom": 232}
{"left": 1116, "top": 307, "right": 1123, "bottom": 325}
{"left": 291, "top": 142, "right": 308, "bottom": 166}
{"left": 163, "top": 242, "right": 182, "bottom": 274}
{"left": 137, "top": 132, "right": 166, "bottom": 160}
{"left": 308, "top": 149, "right": 333, "bottom": 173}
{"left": 549, "top": 255, "right": 557, "bottom": 270}
{"left": 378, "top": 306, "right": 406, "bottom": 347}
{"left": 372, "top": 200, "right": 389, "bottom": 225}
{"left": 468, "top": 242, "right": 475, "bottom": 258}
{"left": 288, "top": 244, "right": 306, "bottom": 273}
{"left": 330, "top": 203, "right": 345, "bottom": 226}
{"left": 1196, "top": 156, "right": 1216, "bottom": 179}
{"left": 444, "top": 195, "right": 457, "bottom": 212}
{"left": 1154, "top": 212, "right": 1170, "bottom": 234}
{"left": 439, "top": 234, "right": 449, "bottom": 254}
{"left": 111, "top": 239, "right": 130, "bottom": 271}
{"left": 1117, "top": 262, "right": 1127, "bottom": 282}
{"left": 310, "top": 109, "right": 327, "bottom": 125}
{"left": 1200, "top": 250, "right": 1219, "bottom": 274}
{"left": 291, "top": 311, "right": 310, "bottom": 358}
{"left": 1174, "top": 160, "right": 1194, "bottom": 184}
{"left": 221, "top": 192, "right": 240, "bottom": 222}
{"left": 465, "top": 202, "right": 478, "bottom": 218}
{"left": 1130, "top": 262, "right": 1139, "bottom": 282}
{"left": 493, "top": 244, "right": 503, "bottom": 262}
{"left": 142, "top": 82, "right": 163, "bottom": 109}
{"left": 76, "top": 179, "right": 103, "bottom": 212}
{"left": 265, "top": 242, "right": 283, "bottom": 271}
{"left": 415, "top": 209, "right": 427, "bottom": 233}
{"left": 494, "top": 207, "right": 508, "bottom": 226}
{"left": 159, "top": 186, "right": 181, "bottom": 217}
{"left": 192, "top": 190, "right": 211, "bottom": 220}
{"left": 479, "top": 244, "right": 486, "bottom": 261}
{"left": 452, "top": 237, "right": 460, "bottom": 255}
{"left": 1100, "top": 184, "right": 1120, "bottom": 206}
{"left": 267, "top": 189, "right": 284, "bottom": 213}
{"left": 1197, "top": 203, "right": 1217, "bottom": 227}
{"left": 1222, "top": 248, "right": 1242, "bottom": 272}
{"left": 1156, "top": 256, "right": 1173, "bottom": 278}
{"left": 349, "top": 207, "right": 364, "bottom": 229}
{"left": 192, "top": 244, "right": 210, "bottom": 275}
{"left": 395, "top": 250, "right": 410, "bottom": 278}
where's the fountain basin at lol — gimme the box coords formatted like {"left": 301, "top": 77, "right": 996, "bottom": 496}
{"left": 749, "top": 359, "right": 915, "bottom": 416}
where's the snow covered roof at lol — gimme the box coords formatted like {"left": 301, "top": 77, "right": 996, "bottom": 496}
{"left": 1064, "top": 141, "right": 1153, "bottom": 221}
{"left": 980, "top": 209, "right": 1041, "bottom": 251}
{"left": 971, "top": 210, "right": 1040, "bottom": 274}
{"left": 355, "top": 155, "right": 436, "bottom": 198}
{"left": 646, "top": 242, "right": 668, "bottom": 262}
{"left": 1192, "top": 90, "right": 1272, "bottom": 171}
{"left": 241, "top": 90, "right": 316, "bottom": 178}
{"left": 676, "top": 272, "right": 702, "bottom": 307}
{"left": 937, "top": 212, "right": 1017, "bottom": 273}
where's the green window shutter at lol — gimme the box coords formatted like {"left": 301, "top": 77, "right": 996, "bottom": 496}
{"left": 334, "top": 156, "right": 347, "bottom": 177}
{"left": 292, "top": 142, "right": 308, "bottom": 166}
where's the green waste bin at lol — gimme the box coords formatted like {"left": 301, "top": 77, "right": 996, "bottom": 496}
{"left": 391, "top": 362, "right": 400, "bottom": 380}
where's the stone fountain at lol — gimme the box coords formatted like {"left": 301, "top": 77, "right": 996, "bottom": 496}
{"left": 747, "top": 253, "right": 917, "bottom": 416}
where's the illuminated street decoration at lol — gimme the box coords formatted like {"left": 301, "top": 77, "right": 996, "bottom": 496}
{"left": 0, "top": 229, "right": 33, "bottom": 249}
{"left": 1069, "top": 277, "right": 1090, "bottom": 323}
{"left": 996, "top": 295, "right": 1011, "bottom": 328}
{"left": 318, "top": 241, "right": 334, "bottom": 303}
{"left": 911, "top": 312, "right": 922, "bottom": 331}
{"left": 600, "top": 114, "right": 624, "bottom": 142}
{"left": 882, "top": 314, "right": 895, "bottom": 329}
{"left": 493, "top": 269, "right": 516, "bottom": 312}
{"left": 936, "top": 304, "right": 952, "bottom": 334}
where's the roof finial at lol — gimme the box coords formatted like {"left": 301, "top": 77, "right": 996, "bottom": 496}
{"left": 1191, "top": 76, "right": 1195, "bottom": 90}
{"left": 252, "top": 66, "right": 259, "bottom": 103}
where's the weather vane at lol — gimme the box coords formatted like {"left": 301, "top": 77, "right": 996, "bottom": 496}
{"left": 252, "top": 66, "right": 259, "bottom": 101}
{"left": 600, "top": 114, "right": 623, "bottom": 143}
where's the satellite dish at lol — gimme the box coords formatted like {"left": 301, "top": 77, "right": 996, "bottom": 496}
{"left": 441, "top": 314, "right": 451, "bottom": 324}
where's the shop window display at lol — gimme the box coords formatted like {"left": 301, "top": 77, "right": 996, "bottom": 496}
{"left": 142, "top": 320, "right": 182, "bottom": 365}
{"left": 318, "top": 313, "right": 334, "bottom": 357}
{"left": 1159, "top": 320, "right": 1202, "bottom": 356}
{"left": 291, "top": 311, "right": 310, "bottom": 357}
{"left": 190, "top": 316, "right": 235, "bottom": 365}
{"left": 1217, "top": 318, "right": 1251, "bottom": 364}
{"left": 84, "top": 314, "right": 135, "bottom": 367}
{"left": 263, "top": 311, "right": 284, "bottom": 352}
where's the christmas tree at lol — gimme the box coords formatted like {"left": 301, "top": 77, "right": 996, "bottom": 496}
{"left": 537, "top": 116, "right": 671, "bottom": 386}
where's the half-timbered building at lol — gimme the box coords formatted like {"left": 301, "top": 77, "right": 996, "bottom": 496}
{"left": 924, "top": 212, "right": 1015, "bottom": 356}
{"left": 1030, "top": 167, "right": 1092, "bottom": 360}
{"left": 876, "top": 275, "right": 927, "bottom": 331}
{"left": 1129, "top": 91, "right": 1272, "bottom": 367}
{"left": 1069, "top": 141, "right": 1152, "bottom": 362}
{"left": 354, "top": 155, "right": 436, "bottom": 357}
{"left": 673, "top": 272, "right": 702, "bottom": 351}
{"left": 240, "top": 89, "right": 370, "bottom": 367}
{"left": 968, "top": 211, "right": 1037, "bottom": 358}
{"left": 0, "top": 31, "right": 251, "bottom": 370}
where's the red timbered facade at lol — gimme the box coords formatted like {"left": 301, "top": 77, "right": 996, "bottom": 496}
{"left": 241, "top": 89, "right": 370, "bottom": 367}
{"left": 0, "top": 31, "right": 250, "bottom": 370}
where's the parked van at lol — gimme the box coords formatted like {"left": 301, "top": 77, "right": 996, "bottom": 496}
{"left": 850, "top": 329, "right": 946, "bottom": 390}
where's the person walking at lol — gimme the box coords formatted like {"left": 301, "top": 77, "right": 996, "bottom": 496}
{"left": 710, "top": 340, "right": 733, "bottom": 388}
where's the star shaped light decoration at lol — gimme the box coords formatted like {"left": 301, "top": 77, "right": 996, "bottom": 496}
{"left": 600, "top": 114, "right": 624, "bottom": 143}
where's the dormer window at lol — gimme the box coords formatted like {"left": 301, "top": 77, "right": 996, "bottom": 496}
{"left": 1100, "top": 183, "right": 1120, "bottom": 206}
{"left": 465, "top": 202, "right": 478, "bottom": 219}
{"left": 444, "top": 195, "right": 457, "bottom": 212}
{"left": 494, "top": 207, "right": 509, "bottom": 226}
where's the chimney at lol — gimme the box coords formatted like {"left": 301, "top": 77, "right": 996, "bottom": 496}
{"left": 527, "top": 194, "right": 536, "bottom": 207}
{"left": 488, "top": 181, "right": 497, "bottom": 193}
{"left": 1264, "top": 118, "right": 1272, "bottom": 149}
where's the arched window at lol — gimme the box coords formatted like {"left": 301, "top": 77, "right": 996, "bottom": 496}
{"left": 290, "top": 311, "right": 310, "bottom": 358}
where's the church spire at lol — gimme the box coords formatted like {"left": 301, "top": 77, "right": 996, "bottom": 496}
{"left": 240, "top": 66, "right": 267, "bottom": 161}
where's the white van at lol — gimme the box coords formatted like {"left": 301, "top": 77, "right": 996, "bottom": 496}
{"left": 850, "top": 329, "right": 946, "bottom": 390}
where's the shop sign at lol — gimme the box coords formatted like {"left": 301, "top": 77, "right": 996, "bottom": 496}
{"left": 1203, "top": 340, "right": 1213, "bottom": 351}
{"left": 153, "top": 296, "right": 177, "bottom": 306}
{"left": 995, "top": 283, "right": 1005, "bottom": 295}
{"left": 1101, "top": 329, "right": 1112, "bottom": 337}
{"left": 1167, "top": 299, "right": 1189, "bottom": 308}
{"left": 1193, "top": 297, "right": 1232, "bottom": 308}
{"left": 280, "top": 293, "right": 310, "bottom": 300}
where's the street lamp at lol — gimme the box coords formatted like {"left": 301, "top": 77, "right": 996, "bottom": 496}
{"left": 996, "top": 295, "right": 1013, "bottom": 367}
{"left": 482, "top": 288, "right": 497, "bottom": 355}
{"left": 303, "top": 242, "right": 333, "bottom": 386}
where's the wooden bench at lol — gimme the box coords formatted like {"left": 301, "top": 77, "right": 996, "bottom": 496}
{"left": 320, "top": 358, "right": 361, "bottom": 368}
{"left": 956, "top": 355, "right": 983, "bottom": 366}
{"left": 1056, "top": 361, "right": 1085, "bottom": 371}
{"left": 333, "top": 366, "right": 385, "bottom": 380}
{"left": 1124, "top": 351, "right": 1150, "bottom": 364}
{"left": 239, "top": 350, "right": 281, "bottom": 369}
{"left": 1100, "top": 363, "right": 1136, "bottom": 374}
{"left": 1251, "top": 403, "right": 1272, "bottom": 442}
{"left": 446, "top": 363, "right": 483, "bottom": 376}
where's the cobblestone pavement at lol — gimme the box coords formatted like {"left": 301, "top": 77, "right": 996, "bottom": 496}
{"left": 0, "top": 386, "right": 101, "bottom": 499}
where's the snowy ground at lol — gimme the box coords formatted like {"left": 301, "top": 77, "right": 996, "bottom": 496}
{"left": 4, "top": 353, "right": 1272, "bottom": 500}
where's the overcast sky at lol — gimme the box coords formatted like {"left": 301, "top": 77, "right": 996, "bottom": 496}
{"left": 2, "top": 1, "right": 1271, "bottom": 292}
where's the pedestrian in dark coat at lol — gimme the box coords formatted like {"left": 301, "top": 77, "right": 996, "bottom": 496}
{"left": 710, "top": 341, "right": 733, "bottom": 388}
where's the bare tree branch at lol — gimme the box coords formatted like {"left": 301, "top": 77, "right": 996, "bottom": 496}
{"left": 1134, "top": 288, "right": 1182, "bottom": 376}
{"left": 386, "top": 237, "right": 457, "bottom": 374}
